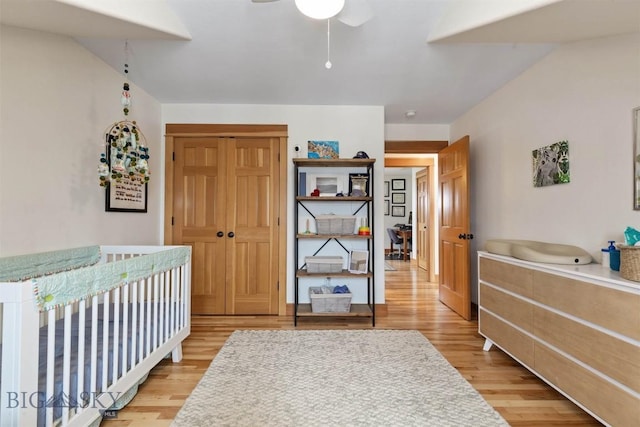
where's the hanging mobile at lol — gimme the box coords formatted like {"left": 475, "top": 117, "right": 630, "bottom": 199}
{"left": 98, "top": 40, "right": 151, "bottom": 188}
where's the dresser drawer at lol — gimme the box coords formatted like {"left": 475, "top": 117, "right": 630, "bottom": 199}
{"left": 534, "top": 306, "right": 640, "bottom": 393}
{"left": 534, "top": 342, "right": 640, "bottom": 426}
{"left": 532, "top": 271, "right": 640, "bottom": 340}
{"left": 480, "top": 283, "right": 533, "bottom": 333}
{"left": 479, "top": 257, "right": 533, "bottom": 298}
{"left": 479, "top": 309, "right": 534, "bottom": 367}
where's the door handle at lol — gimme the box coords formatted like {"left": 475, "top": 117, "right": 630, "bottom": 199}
{"left": 458, "top": 233, "right": 474, "bottom": 240}
{"left": 228, "top": 232, "right": 235, "bottom": 238}
{"left": 217, "top": 231, "right": 224, "bottom": 238}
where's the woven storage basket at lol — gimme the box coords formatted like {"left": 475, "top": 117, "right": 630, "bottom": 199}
{"left": 309, "top": 286, "right": 352, "bottom": 313}
{"left": 315, "top": 215, "right": 356, "bottom": 235}
{"left": 619, "top": 245, "right": 640, "bottom": 282}
{"left": 305, "top": 256, "right": 343, "bottom": 273}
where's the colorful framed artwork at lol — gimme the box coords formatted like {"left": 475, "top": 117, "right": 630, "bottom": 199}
{"left": 308, "top": 140, "right": 339, "bottom": 159}
{"left": 532, "top": 140, "right": 569, "bottom": 187}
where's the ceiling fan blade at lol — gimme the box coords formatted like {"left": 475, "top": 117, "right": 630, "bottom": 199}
{"left": 337, "top": 0, "right": 373, "bottom": 27}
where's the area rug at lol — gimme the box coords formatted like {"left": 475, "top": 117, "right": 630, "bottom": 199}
{"left": 172, "top": 330, "right": 508, "bottom": 427}
{"left": 384, "top": 261, "right": 396, "bottom": 271}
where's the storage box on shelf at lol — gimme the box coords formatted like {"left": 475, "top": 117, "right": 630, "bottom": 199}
{"left": 293, "top": 157, "right": 376, "bottom": 326}
{"left": 305, "top": 256, "right": 343, "bottom": 273}
{"left": 316, "top": 215, "right": 356, "bottom": 235}
{"left": 309, "top": 286, "right": 352, "bottom": 313}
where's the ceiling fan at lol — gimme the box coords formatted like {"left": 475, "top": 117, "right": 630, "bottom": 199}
{"left": 252, "top": 0, "right": 374, "bottom": 68}
{"left": 251, "top": 0, "right": 374, "bottom": 28}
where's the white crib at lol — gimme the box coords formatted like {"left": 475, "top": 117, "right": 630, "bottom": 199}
{"left": 0, "top": 245, "right": 191, "bottom": 427}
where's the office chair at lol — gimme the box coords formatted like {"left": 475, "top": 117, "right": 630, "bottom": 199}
{"left": 387, "top": 228, "right": 404, "bottom": 259}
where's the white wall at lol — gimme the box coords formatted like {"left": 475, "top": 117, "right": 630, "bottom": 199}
{"left": 451, "top": 33, "right": 640, "bottom": 300}
{"left": 0, "top": 25, "right": 163, "bottom": 256}
{"left": 385, "top": 124, "right": 450, "bottom": 141}
{"left": 162, "top": 104, "right": 386, "bottom": 303}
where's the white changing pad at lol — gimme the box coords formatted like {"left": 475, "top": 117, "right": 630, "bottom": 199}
{"left": 485, "top": 239, "right": 592, "bottom": 265}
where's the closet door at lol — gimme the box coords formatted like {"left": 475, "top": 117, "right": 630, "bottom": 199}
{"left": 173, "top": 137, "right": 227, "bottom": 314}
{"left": 171, "top": 133, "right": 281, "bottom": 315}
{"left": 225, "top": 137, "right": 280, "bottom": 314}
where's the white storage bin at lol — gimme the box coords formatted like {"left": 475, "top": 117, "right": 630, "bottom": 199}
{"left": 315, "top": 215, "right": 356, "bottom": 235}
{"left": 309, "top": 286, "right": 352, "bottom": 313}
{"left": 305, "top": 256, "right": 343, "bottom": 273}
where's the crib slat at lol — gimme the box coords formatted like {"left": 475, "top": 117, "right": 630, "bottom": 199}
{"left": 46, "top": 309, "right": 56, "bottom": 426}
{"left": 112, "top": 288, "right": 121, "bottom": 386}
{"left": 153, "top": 274, "right": 159, "bottom": 351}
{"left": 159, "top": 272, "right": 165, "bottom": 346}
{"left": 146, "top": 277, "right": 152, "bottom": 357}
{"left": 174, "top": 267, "right": 179, "bottom": 331}
{"left": 122, "top": 283, "right": 129, "bottom": 376}
{"left": 164, "top": 271, "right": 170, "bottom": 342}
{"left": 171, "top": 268, "right": 177, "bottom": 335}
{"left": 102, "top": 292, "right": 110, "bottom": 392}
{"left": 132, "top": 281, "right": 138, "bottom": 369}
{"left": 178, "top": 267, "right": 185, "bottom": 329}
{"left": 90, "top": 296, "right": 98, "bottom": 400}
{"left": 138, "top": 281, "right": 145, "bottom": 362}
{"left": 181, "top": 265, "right": 187, "bottom": 327}
{"left": 77, "top": 299, "right": 86, "bottom": 416}
{"left": 61, "top": 305, "right": 72, "bottom": 426}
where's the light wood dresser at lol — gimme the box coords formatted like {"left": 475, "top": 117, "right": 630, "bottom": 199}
{"left": 478, "top": 251, "right": 640, "bottom": 426}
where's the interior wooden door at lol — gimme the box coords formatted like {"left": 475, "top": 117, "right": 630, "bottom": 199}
{"left": 438, "top": 135, "right": 472, "bottom": 320}
{"left": 416, "top": 168, "right": 429, "bottom": 272}
{"left": 225, "top": 137, "right": 280, "bottom": 314}
{"left": 169, "top": 130, "right": 282, "bottom": 315}
{"left": 173, "top": 137, "right": 227, "bottom": 315}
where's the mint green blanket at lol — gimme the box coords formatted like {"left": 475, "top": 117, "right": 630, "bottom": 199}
{"left": 0, "top": 246, "right": 101, "bottom": 282}
{"left": 33, "top": 247, "right": 191, "bottom": 311}
{"left": 0, "top": 245, "right": 191, "bottom": 311}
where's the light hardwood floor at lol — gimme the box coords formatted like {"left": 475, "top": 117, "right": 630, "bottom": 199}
{"left": 102, "top": 259, "right": 600, "bottom": 426}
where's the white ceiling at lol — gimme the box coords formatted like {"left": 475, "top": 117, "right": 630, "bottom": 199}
{"left": 2, "top": 0, "right": 639, "bottom": 124}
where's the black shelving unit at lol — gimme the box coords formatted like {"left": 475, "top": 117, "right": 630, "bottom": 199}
{"left": 293, "top": 158, "right": 376, "bottom": 326}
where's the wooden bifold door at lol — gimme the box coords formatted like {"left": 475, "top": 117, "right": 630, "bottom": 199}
{"left": 165, "top": 124, "right": 287, "bottom": 315}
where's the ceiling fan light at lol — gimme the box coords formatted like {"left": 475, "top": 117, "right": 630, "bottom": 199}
{"left": 295, "top": 0, "right": 345, "bottom": 20}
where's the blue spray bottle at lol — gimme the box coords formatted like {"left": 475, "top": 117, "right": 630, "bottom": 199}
{"left": 608, "top": 241, "right": 620, "bottom": 271}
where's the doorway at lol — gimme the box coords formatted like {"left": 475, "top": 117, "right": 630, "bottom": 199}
{"left": 384, "top": 142, "right": 443, "bottom": 284}
{"left": 384, "top": 138, "right": 473, "bottom": 321}
{"left": 164, "top": 124, "right": 288, "bottom": 315}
